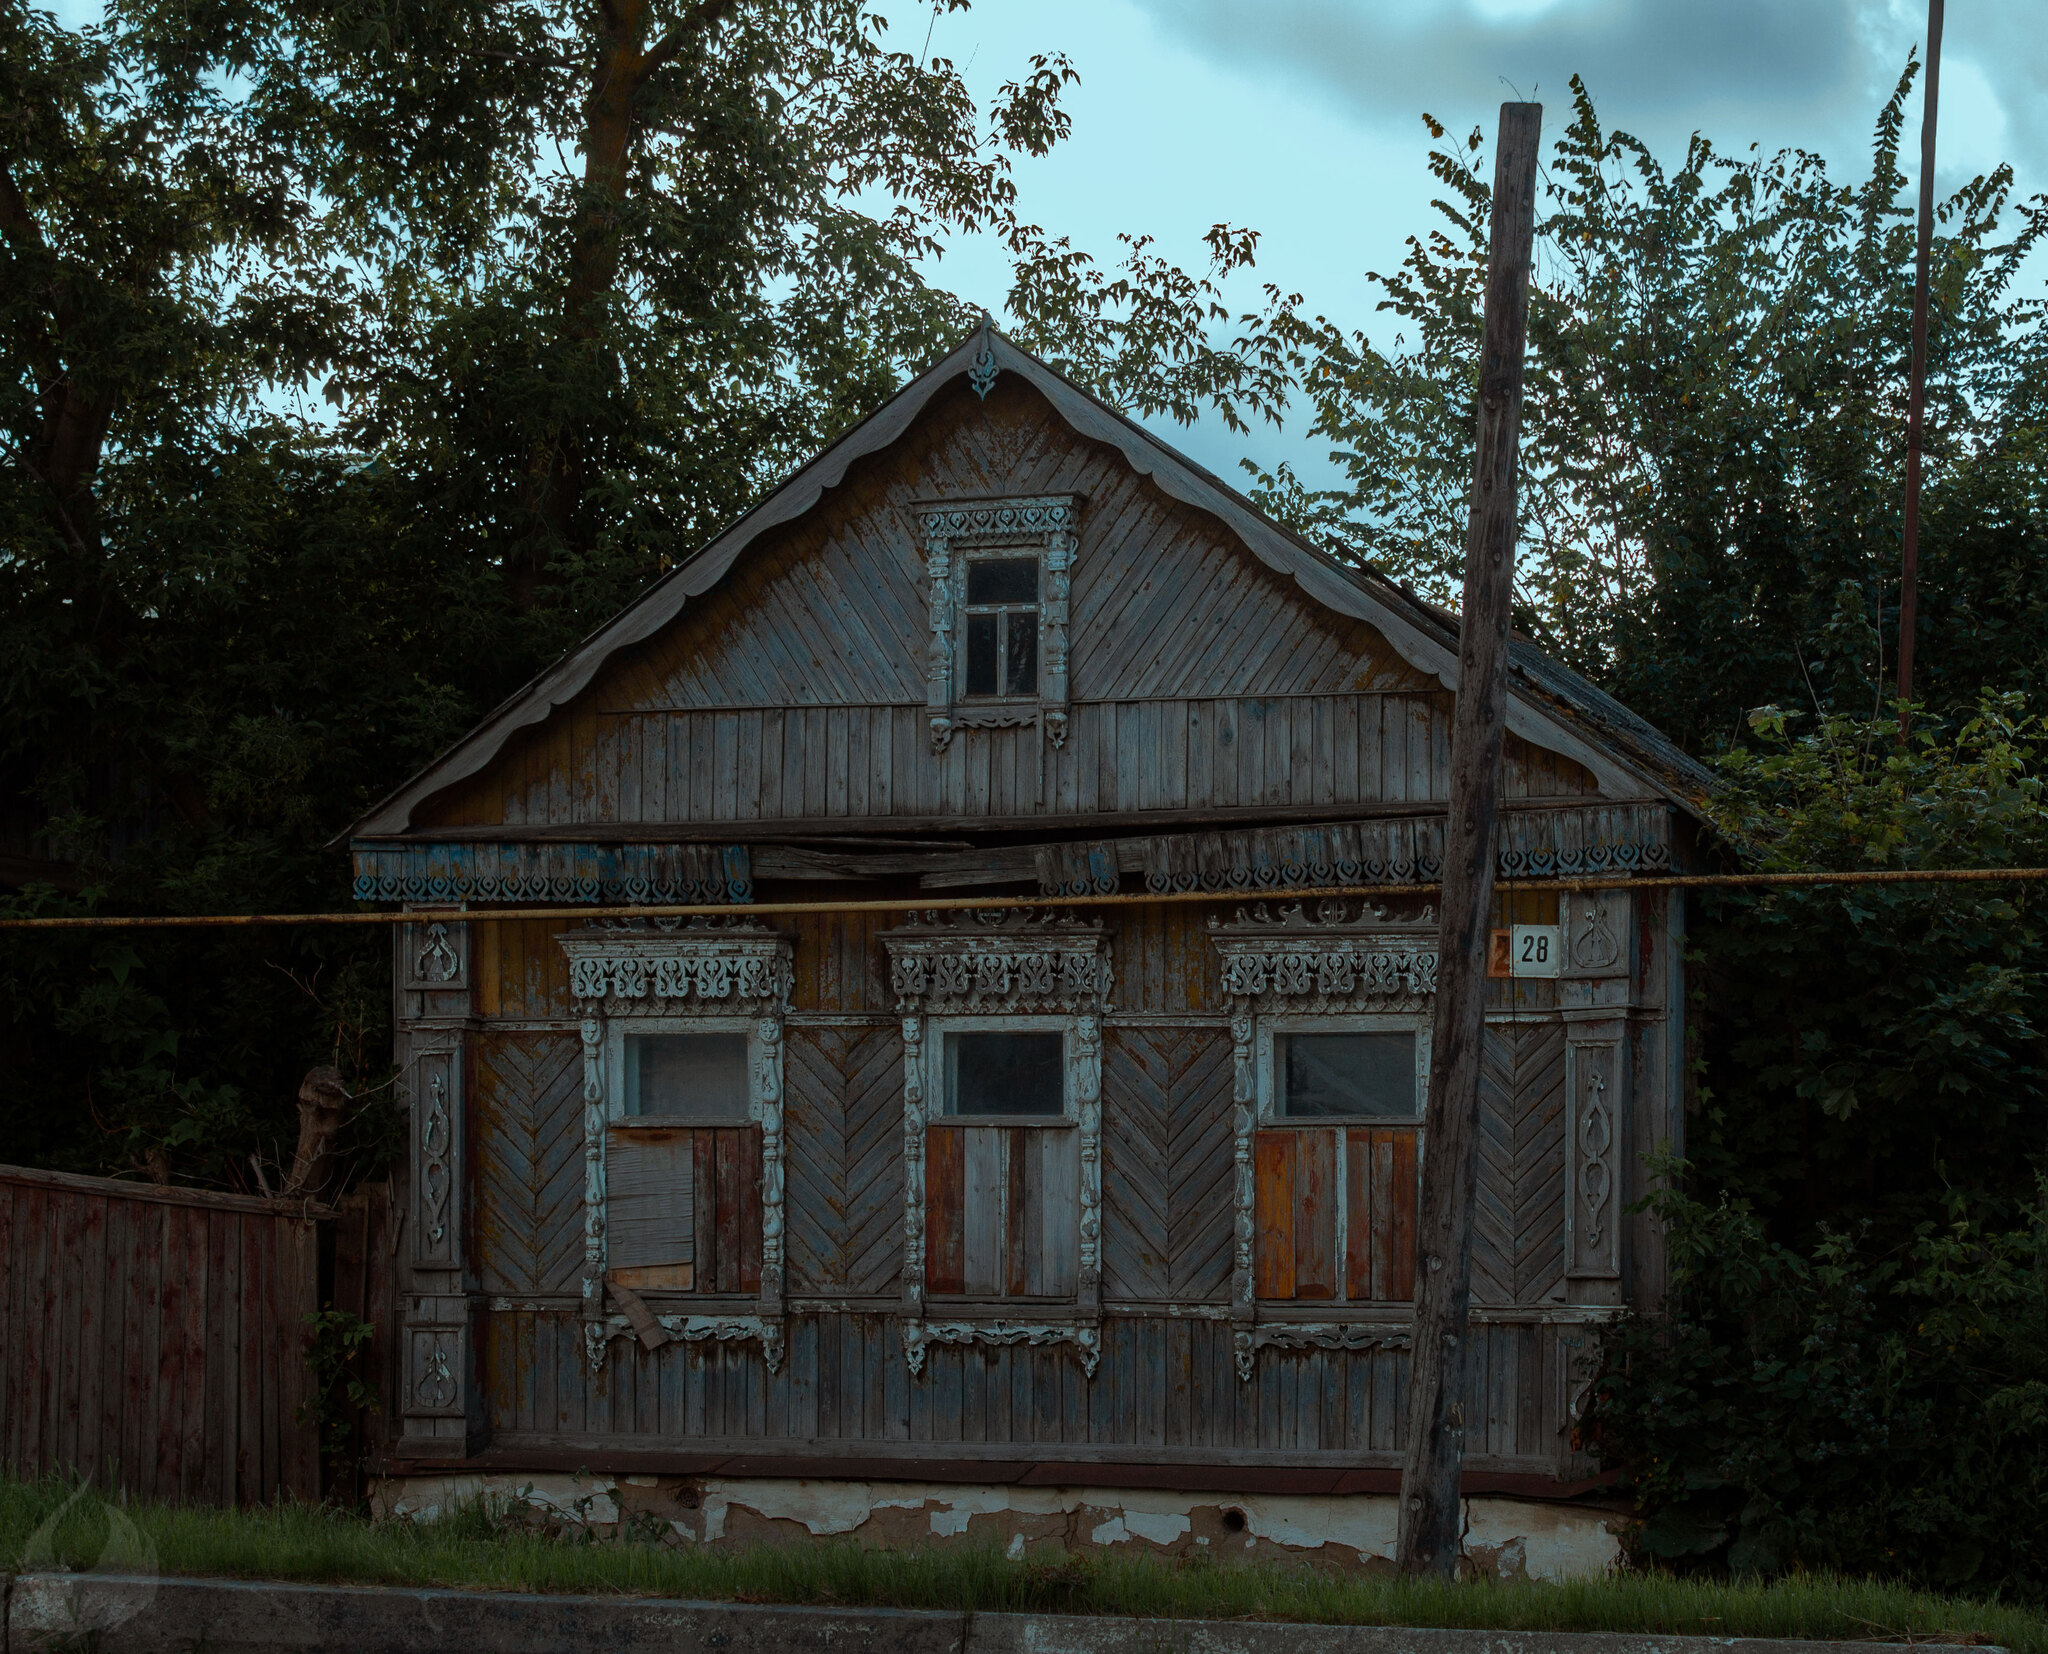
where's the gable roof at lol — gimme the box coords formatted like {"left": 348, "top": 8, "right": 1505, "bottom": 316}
{"left": 346, "top": 326, "right": 1714, "bottom": 840}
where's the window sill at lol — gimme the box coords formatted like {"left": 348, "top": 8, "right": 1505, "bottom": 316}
{"left": 609, "top": 1117, "right": 754, "bottom": 1132}
{"left": 935, "top": 1115, "right": 1076, "bottom": 1128}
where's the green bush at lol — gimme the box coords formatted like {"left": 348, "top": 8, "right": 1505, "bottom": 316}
{"left": 1586, "top": 698, "right": 2048, "bottom": 1598}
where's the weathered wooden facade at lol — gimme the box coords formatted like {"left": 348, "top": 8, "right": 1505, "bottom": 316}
{"left": 350, "top": 328, "right": 1710, "bottom": 1557}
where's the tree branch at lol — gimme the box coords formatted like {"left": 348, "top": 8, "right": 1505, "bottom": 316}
{"left": 638, "top": 0, "right": 746, "bottom": 84}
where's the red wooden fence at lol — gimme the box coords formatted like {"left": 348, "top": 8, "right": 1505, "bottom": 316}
{"left": 0, "top": 1164, "right": 324, "bottom": 1505}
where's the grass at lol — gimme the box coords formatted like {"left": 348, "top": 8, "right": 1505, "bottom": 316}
{"left": 2, "top": 1475, "right": 2043, "bottom": 1651}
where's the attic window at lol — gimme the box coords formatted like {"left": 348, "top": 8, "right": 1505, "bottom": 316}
{"left": 963, "top": 557, "right": 1038, "bottom": 697}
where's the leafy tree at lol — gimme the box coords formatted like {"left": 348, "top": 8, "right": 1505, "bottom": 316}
{"left": 0, "top": 0, "right": 1301, "bottom": 1184}
{"left": 1251, "top": 68, "right": 2048, "bottom": 750}
{"left": 1585, "top": 698, "right": 2048, "bottom": 1595}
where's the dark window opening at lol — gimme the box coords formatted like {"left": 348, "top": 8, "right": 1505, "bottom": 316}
{"left": 1278, "top": 1031, "right": 1418, "bottom": 1119}
{"left": 962, "top": 556, "right": 1040, "bottom": 698}
{"left": 946, "top": 1030, "right": 1064, "bottom": 1116}
{"left": 624, "top": 1032, "right": 751, "bottom": 1119}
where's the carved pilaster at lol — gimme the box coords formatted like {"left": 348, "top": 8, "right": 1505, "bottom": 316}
{"left": 399, "top": 1032, "right": 487, "bottom": 1456}
{"left": 1566, "top": 1027, "right": 1627, "bottom": 1292}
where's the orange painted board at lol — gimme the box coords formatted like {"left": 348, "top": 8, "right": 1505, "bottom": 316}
{"left": 1292, "top": 1129, "right": 1337, "bottom": 1300}
{"left": 1388, "top": 1129, "right": 1418, "bottom": 1302}
{"left": 926, "top": 1126, "right": 966, "bottom": 1295}
{"left": 1345, "top": 1128, "right": 1374, "bottom": 1300}
{"left": 1253, "top": 1131, "right": 1295, "bottom": 1299}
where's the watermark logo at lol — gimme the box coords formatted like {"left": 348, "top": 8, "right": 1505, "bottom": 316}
{"left": 10, "top": 1480, "right": 161, "bottom": 1642}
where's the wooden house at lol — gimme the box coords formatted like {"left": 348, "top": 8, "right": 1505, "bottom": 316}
{"left": 349, "top": 325, "right": 1711, "bottom": 1572}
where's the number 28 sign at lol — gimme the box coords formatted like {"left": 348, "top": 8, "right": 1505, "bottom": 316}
{"left": 1486, "top": 924, "right": 1562, "bottom": 979}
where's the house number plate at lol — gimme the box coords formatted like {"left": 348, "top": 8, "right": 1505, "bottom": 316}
{"left": 1487, "top": 925, "right": 1562, "bottom": 979}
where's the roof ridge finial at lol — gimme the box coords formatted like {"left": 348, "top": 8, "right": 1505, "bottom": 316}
{"left": 968, "top": 313, "right": 999, "bottom": 400}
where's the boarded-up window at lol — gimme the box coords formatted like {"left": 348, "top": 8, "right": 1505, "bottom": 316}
{"left": 1254, "top": 1126, "right": 1417, "bottom": 1302}
{"left": 606, "top": 1125, "right": 761, "bottom": 1294}
{"left": 925, "top": 1124, "right": 1078, "bottom": 1297}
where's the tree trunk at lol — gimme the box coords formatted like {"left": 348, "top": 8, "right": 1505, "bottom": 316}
{"left": 1395, "top": 99, "right": 1541, "bottom": 1580}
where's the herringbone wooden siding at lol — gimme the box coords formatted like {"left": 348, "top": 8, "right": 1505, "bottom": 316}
{"left": 784, "top": 1027, "right": 904, "bottom": 1296}
{"left": 1101, "top": 1028, "right": 1235, "bottom": 1301}
{"left": 1473, "top": 1022, "right": 1568, "bottom": 1305}
{"left": 475, "top": 1032, "right": 586, "bottom": 1294}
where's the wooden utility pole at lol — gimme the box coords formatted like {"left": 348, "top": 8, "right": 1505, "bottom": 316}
{"left": 1897, "top": 0, "right": 1945, "bottom": 729}
{"left": 1396, "top": 100, "right": 1542, "bottom": 1579}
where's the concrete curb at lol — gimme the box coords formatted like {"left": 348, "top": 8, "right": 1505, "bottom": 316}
{"left": 0, "top": 1573, "right": 2004, "bottom": 1654}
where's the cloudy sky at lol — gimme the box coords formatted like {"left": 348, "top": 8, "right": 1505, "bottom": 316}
{"left": 917, "top": 0, "right": 2045, "bottom": 485}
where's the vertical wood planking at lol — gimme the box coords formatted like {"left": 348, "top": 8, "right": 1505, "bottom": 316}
{"left": 1253, "top": 1132, "right": 1295, "bottom": 1298}
{"left": 925, "top": 1127, "right": 965, "bottom": 1294}
{"left": 961, "top": 1128, "right": 1005, "bottom": 1295}
{"left": 1292, "top": 1130, "right": 1338, "bottom": 1299}
{"left": 1037, "top": 1128, "right": 1079, "bottom": 1295}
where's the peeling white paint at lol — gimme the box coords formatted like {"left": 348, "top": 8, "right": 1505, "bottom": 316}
{"left": 369, "top": 1473, "right": 1621, "bottom": 1582}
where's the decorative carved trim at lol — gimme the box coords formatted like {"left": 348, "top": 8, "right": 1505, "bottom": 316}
{"left": 579, "top": 1019, "right": 606, "bottom": 1371}
{"left": 900, "top": 1015, "right": 927, "bottom": 1316}
{"left": 561, "top": 926, "right": 791, "bottom": 1018}
{"left": 1567, "top": 1038, "right": 1623, "bottom": 1279}
{"left": 1228, "top": 1007, "right": 1256, "bottom": 1323}
{"left": 410, "top": 1047, "right": 460, "bottom": 1270}
{"left": 409, "top": 1328, "right": 462, "bottom": 1414}
{"left": 967, "top": 330, "right": 1000, "bottom": 399}
{"left": 1499, "top": 839, "right": 1670, "bottom": 878}
{"left": 952, "top": 707, "right": 1038, "bottom": 730}
{"left": 915, "top": 495, "right": 1079, "bottom": 754}
{"left": 902, "top": 1318, "right": 1102, "bottom": 1378}
{"left": 883, "top": 910, "right": 1113, "bottom": 1014}
{"left": 354, "top": 842, "right": 751, "bottom": 905}
{"left": 594, "top": 1312, "right": 786, "bottom": 1372}
{"left": 564, "top": 925, "right": 794, "bottom": 1371}
{"left": 1209, "top": 902, "right": 1438, "bottom": 1016}
{"left": 1560, "top": 1330, "right": 1603, "bottom": 1423}
{"left": 419, "top": 1068, "right": 453, "bottom": 1257}
{"left": 1075, "top": 1013, "right": 1103, "bottom": 1304}
{"left": 408, "top": 921, "right": 464, "bottom": 987}
{"left": 755, "top": 1014, "right": 786, "bottom": 1327}
{"left": 1233, "top": 1321, "right": 1413, "bottom": 1380}
{"left": 1568, "top": 895, "right": 1625, "bottom": 973}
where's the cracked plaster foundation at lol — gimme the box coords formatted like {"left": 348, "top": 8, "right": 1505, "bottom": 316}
{"left": 371, "top": 1473, "right": 1622, "bottom": 1581}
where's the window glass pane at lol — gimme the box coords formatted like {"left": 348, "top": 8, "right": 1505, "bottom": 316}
{"left": 964, "top": 612, "right": 998, "bottom": 696}
{"left": 1003, "top": 611, "right": 1038, "bottom": 696}
{"left": 1279, "top": 1032, "right": 1417, "bottom": 1118}
{"left": 966, "top": 557, "right": 1038, "bottom": 604}
{"left": 947, "top": 1031, "right": 1064, "bottom": 1116}
{"left": 626, "top": 1032, "right": 750, "bottom": 1118}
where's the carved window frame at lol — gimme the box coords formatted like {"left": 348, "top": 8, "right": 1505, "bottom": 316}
{"left": 560, "top": 925, "right": 792, "bottom": 1374}
{"left": 884, "top": 914, "right": 1111, "bottom": 1377}
{"left": 917, "top": 494, "right": 1078, "bottom": 754}
{"left": 1210, "top": 902, "right": 1439, "bottom": 1379}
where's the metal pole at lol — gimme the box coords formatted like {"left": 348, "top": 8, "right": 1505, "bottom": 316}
{"left": 1396, "top": 100, "right": 1541, "bottom": 1579}
{"left": 1898, "top": 0, "right": 1945, "bottom": 729}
